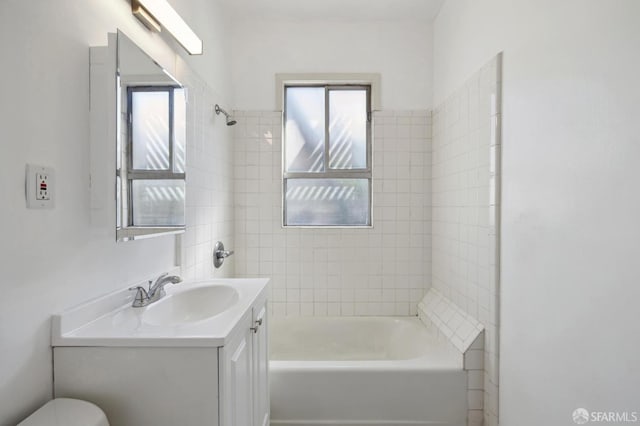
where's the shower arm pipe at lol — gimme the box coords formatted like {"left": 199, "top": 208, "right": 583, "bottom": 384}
{"left": 214, "top": 104, "right": 237, "bottom": 125}
{"left": 214, "top": 104, "right": 230, "bottom": 118}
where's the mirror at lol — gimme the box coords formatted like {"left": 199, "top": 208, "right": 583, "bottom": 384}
{"left": 115, "top": 30, "right": 186, "bottom": 241}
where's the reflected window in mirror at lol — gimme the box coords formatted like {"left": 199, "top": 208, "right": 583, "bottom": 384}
{"left": 89, "top": 30, "right": 188, "bottom": 241}
{"left": 117, "top": 86, "right": 186, "bottom": 231}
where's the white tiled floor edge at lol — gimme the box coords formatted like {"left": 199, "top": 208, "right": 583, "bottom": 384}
{"left": 431, "top": 54, "right": 502, "bottom": 426}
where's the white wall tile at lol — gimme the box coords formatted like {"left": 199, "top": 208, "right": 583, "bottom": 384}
{"left": 177, "top": 68, "right": 235, "bottom": 282}
{"left": 431, "top": 55, "right": 502, "bottom": 426}
{"left": 233, "top": 110, "right": 432, "bottom": 317}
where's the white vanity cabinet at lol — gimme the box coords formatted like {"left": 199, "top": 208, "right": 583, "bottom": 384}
{"left": 221, "top": 312, "right": 253, "bottom": 426}
{"left": 52, "top": 278, "right": 269, "bottom": 426}
{"left": 252, "top": 303, "right": 269, "bottom": 426}
{"left": 220, "top": 300, "right": 269, "bottom": 426}
{"left": 54, "top": 346, "right": 221, "bottom": 426}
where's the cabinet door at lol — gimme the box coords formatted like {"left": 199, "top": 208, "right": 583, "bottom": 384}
{"left": 221, "top": 315, "right": 253, "bottom": 426}
{"left": 252, "top": 302, "right": 269, "bottom": 426}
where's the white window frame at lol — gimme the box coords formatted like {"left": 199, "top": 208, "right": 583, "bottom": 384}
{"left": 280, "top": 75, "right": 379, "bottom": 228}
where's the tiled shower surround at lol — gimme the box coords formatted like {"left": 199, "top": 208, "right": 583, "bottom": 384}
{"left": 431, "top": 54, "right": 502, "bottom": 426}
{"left": 175, "top": 59, "right": 235, "bottom": 281}
{"left": 233, "top": 110, "right": 432, "bottom": 316}
{"left": 233, "top": 62, "right": 500, "bottom": 425}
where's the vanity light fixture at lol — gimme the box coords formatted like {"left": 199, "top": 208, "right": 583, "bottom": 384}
{"left": 131, "top": 0, "right": 203, "bottom": 55}
{"left": 132, "top": 1, "right": 161, "bottom": 32}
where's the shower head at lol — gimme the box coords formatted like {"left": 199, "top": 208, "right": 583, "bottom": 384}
{"left": 214, "top": 104, "right": 237, "bottom": 126}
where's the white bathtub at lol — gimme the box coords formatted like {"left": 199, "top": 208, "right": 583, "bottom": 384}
{"left": 269, "top": 316, "right": 467, "bottom": 426}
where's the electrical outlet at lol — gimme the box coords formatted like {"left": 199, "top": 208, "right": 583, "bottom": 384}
{"left": 36, "top": 172, "right": 50, "bottom": 200}
{"left": 26, "top": 164, "right": 55, "bottom": 209}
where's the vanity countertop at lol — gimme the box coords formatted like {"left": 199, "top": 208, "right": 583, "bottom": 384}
{"left": 52, "top": 278, "right": 269, "bottom": 348}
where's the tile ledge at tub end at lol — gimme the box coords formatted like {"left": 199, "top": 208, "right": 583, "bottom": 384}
{"left": 417, "top": 289, "right": 485, "bottom": 354}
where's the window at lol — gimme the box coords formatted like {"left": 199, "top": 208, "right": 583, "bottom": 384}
{"left": 283, "top": 85, "right": 372, "bottom": 227}
{"left": 118, "top": 86, "right": 186, "bottom": 230}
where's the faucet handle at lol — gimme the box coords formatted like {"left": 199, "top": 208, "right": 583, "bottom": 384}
{"left": 128, "top": 286, "right": 149, "bottom": 307}
{"left": 216, "top": 249, "right": 234, "bottom": 259}
{"left": 213, "top": 241, "right": 234, "bottom": 269}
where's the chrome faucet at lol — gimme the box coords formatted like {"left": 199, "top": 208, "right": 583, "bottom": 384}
{"left": 129, "top": 273, "right": 183, "bottom": 307}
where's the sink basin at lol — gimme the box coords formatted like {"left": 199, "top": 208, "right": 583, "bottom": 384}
{"left": 52, "top": 278, "right": 269, "bottom": 348}
{"left": 143, "top": 285, "right": 239, "bottom": 326}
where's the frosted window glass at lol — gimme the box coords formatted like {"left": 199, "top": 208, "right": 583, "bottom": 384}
{"left": 174, "top": 89, "right": 186, "bottom": 173}
{"left": 285, "top": 179, "right": 370, "bottom": 226}
{"left": 329, "top": 90, "right": 367, "bottom": 169}
{"left": 285, "top": 87, "right": 325, "bottom": 172}
{"left": 131, "top": 180, "right": 185, "bottom": 226}
{"left": 132, "top": 91, "right": 170, "bottom": 170}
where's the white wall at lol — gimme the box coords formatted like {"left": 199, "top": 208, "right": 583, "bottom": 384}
{"left": 434, "top": 1, "right": 640, "bottom": 425}
{"left": 230, "top": 19, "right": 434, "bottom": 110}
{"left": 0, "top": 1, "right": 233, "bottom": 424}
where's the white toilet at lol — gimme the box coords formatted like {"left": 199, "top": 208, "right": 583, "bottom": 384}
{"left": 18, "top": 398, "right": 109, "bottom": 426}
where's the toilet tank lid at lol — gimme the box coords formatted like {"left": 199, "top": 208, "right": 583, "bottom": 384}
{"left": 18, "top": 398, "right": 109, "bottom": 426}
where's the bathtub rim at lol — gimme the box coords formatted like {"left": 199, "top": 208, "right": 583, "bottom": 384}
{"left": 269, "top": 315, "right": 464, "bottom": 370}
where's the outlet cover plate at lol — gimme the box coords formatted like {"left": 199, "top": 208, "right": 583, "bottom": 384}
{"left": 26, "top": 164, "right": 55, "bottom": 209}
